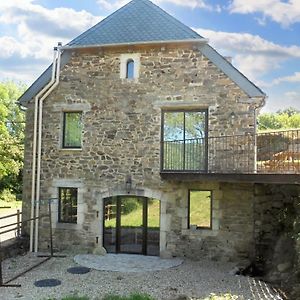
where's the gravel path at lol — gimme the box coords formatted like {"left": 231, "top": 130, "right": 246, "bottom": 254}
{"left": 0, "top": 253, "right": 287, "bottom": 300}
{"left": 74, "top": 254, "right": 183, "bottom": 272}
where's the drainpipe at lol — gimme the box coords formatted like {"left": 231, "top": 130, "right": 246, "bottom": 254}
{"left": 30, "top": 48, "right": 58, "bottom": 252}
{"left": 34, "top": 44, "right": 62, "bottom": 253}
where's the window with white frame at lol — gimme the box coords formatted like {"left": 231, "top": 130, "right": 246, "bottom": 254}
{"left": 120, "top": 53, "right": 140, "bottom": 80}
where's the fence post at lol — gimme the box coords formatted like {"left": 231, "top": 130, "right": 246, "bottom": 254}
{"left": 48, "top": 200, "right": 53, "bottom": 257}
{"left": 16, "top": 209, "right": 20, "bottom": 238}
{"left": 0, "top": 241, "right": 3, "bottom": 286}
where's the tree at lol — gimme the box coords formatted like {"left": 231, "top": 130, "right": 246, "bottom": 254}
{"left": 0, "top": 81, "right": 26, "bottom": 201}
{"left": 258, "top": 107, "right": 300, "bottom": 131}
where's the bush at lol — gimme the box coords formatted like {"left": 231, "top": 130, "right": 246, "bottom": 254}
{"left": 0, "top": 188, "right": 16, "bottom": 202}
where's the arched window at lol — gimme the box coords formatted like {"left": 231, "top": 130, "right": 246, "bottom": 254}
{"left": 126, "top": 59, "right": 134, "bottom": 79}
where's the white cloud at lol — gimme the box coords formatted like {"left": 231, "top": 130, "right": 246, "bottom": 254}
{"left": 229, "top": 0, "right": 300, "bottom": 27}
{"left": 0, "top": 36, "right": 28, "bottom": 59}
{"left": 0, "top": 0, "right": 101, "bottom": 83}
{"left": 97, "top": 0, "right": 213, "bottom": 11}
{"left": 263, "top": 90, "right": 300, "bottom": 112}
{"left": 273, "top": 72, "right": 300, "bottom": 85}
{"left": 0, "top": 1, "right": 100, "bottom": 36}
{"left": 195, "top": 28, "right": 300, "bottom": 84}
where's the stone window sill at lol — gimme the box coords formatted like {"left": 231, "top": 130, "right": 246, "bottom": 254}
{"left": 60, "top": 148, "right": 83, "bottom": 151}
{"left": 182, "top": 228, "right": 218, "bottom": 237}
{"left": 55, "top": 222, "right": 82, "bottom": 230}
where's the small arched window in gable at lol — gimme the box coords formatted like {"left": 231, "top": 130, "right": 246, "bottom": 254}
{"left": 126, "top": 59, "right": 134, "bottom": 79}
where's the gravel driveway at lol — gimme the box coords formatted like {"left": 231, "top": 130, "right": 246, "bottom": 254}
{"left": 0, "top": 253, "right": 288, "bottom": 300}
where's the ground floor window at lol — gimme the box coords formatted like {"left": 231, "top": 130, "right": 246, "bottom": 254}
{"left": 188, "top": 190, "right": 212, "bottom": 229}
{"left": 58, "top": 187, "right": 78, "bottom": 223}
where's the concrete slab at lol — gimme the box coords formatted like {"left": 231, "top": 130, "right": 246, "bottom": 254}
{"left": 74, "top": 254, "right": 183, "bottom": 273}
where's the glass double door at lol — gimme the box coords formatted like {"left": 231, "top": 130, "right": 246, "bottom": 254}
{"left": 103, "top": 196, "right": 160, "bottom": 256}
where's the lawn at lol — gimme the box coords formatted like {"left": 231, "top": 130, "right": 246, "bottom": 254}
{"left": 104, "top": 192, "right": 211, "bottom": 229}
{"left": 189, "top": 191, "right": 211, "bottom": 228}
{"left": 105, "top": 200, "right": 160, "bottom": 228}
{"left": 0, "top": 199, "right": 22, "bottom": 215}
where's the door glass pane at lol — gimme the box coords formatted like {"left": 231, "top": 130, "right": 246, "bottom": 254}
{"left": 120, "top": 197, "right": 143, "bottom": 254}
{"left": 103, "top": 197, "right": 117, "bottom": 253}
{"left": 163, "top": 112, "right": 184, "bottom": 170}
{"left": 147, "top": 199, "right": 160, "bottom": 256}
{"left": 185, "top": 112, "right": 206, "bottom": 170}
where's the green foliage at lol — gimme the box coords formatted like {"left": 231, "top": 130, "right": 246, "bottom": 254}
{"left": 102, "top": 294, "right": 155, "bottom": 300}
{"left": 258, "top": 107, "right": 300, "bottom": 131}
{"left": 47, "top": 296, "right": 89, "bottom": 300}
{"left": 61, "top": 297, "right": 89, "bottom": 300}
{"left": 105, "top": 199, "right": 160, "bottom": 228}
{"left": 0, "top": 80, "right": 26, "bottom": 201}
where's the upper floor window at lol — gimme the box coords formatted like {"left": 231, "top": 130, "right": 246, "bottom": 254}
{"left": 162, "top": 109, "right": 208, "bottom": 171}
{"left": 63, "top": 112, "right": 82, "bottom": 148}
{"left": 120, "top": 53, "right": 140, "bottom": 80}
{"left": 58, "top": 187, "right": 78, "bottom": 223}
{"left": 126, "top": 59, "right": 134, "bottom": 79}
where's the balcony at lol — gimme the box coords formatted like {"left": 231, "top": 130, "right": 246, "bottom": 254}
{"left": 161, "top": 129, "right": 300, "bottom": 184}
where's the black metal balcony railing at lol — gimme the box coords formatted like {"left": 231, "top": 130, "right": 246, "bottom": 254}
{"left": 161, "top": 129, "right": 300, "bottom": 174}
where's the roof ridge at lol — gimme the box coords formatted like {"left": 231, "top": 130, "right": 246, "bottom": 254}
{"left": 141, "top": 0, "right": 202, "bottom": 38}
{"left": 67, "top": 0, "right": 201, "bottom": 46}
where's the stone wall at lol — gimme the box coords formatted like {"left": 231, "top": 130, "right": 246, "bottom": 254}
{"left": 170, "top": 182, "right": 255, "bottom": 263}
{"left": 22, "top": 44, "right": 263, "bottom": 261}
{"left": 253, "top": 183, "right": 300, "bottom": 297}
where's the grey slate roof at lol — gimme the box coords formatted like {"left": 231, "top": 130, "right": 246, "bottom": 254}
{"left": 67, "top": 0, "right": 203, "bottom": 47}
{"left": 18, "top": 51, "right": 71, "bottom": 105}
{"left": 18, "top": 0, "right": 265, "bottom": 105}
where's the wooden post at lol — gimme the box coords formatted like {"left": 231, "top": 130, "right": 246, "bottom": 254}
{"left": 0, "top": 240, "right": 3, "bottom": 286}
{"left": 16, "top": 209, "right": 20, "bottom": 238}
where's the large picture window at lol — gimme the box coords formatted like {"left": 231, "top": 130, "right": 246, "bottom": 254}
{"left": 63, "top": 112, "right": 82, "bottom": 148}
{"left": 188, "top": 190, "right": 212, "bottom": 229}
{"left": 58, "top": 187, "right": 78, "bottom": 223}
{"left": 162, "top": 110, "right": 208, "bottom": 171}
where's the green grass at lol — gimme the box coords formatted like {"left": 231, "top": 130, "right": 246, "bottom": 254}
{"left": 61, "top": 297, "right": 89, "bottom": 300}
{"left": 102, "top": 294, "right": 155, "bottom": 300}
{"left": 0, "top": 199, "right": 22, "bottom": 215}
{"left": 189, "top": 191, "right": 211, "bottom": 228}
{"left": 105, "top": 193, "right": 211, "bottom": 229}
{"left": 105, "top": 200, "right": 160, "bottom": 228}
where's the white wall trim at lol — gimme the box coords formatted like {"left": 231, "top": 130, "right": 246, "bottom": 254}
{"left": 49, "top": 178, "right": 86, "bottom": 230}
{"left": 120, "top": 53, "right": 141, "bottom": 80}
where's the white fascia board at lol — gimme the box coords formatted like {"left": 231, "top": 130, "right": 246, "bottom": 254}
{"left": 61, "top": 38, "right": 209, "bottom": 50}
{"left": 199, "top": 44, "right": 266, "bottom": 98}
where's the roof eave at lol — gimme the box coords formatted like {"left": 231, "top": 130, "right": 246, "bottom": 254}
{"left": 62, "top": 38, "right": 209, "bottom": 50}
{"left": 199, "top": 44, "right": 266, "bottom": 98}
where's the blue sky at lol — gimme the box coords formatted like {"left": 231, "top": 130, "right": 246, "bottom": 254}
{"left": 0, "top": 0, "right": 299, "bottom": 112}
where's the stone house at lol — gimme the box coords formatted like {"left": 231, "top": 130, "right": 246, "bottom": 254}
{"left": 18, "top": 0, "right": 299, "bottom": 269}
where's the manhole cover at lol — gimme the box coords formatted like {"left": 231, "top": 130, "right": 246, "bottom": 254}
{"left": 67, "top": 266, "right": 90, "bottom": 274}
{"left": 34, "top": 279, "right": 61, "bottom": 287}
